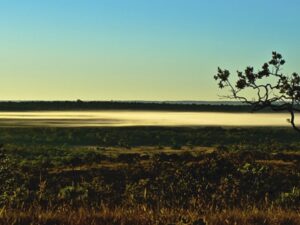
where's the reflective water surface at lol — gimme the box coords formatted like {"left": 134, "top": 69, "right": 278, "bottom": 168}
{"left": 0, "top": 111, "right": 293, "bottom": 127}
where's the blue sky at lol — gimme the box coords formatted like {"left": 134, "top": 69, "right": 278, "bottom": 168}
{"left": 0, "top": 0, "right": 300, "bottom": 100}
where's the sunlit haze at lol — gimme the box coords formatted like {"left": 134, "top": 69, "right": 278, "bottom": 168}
{"left": 0, "top": 111, "right": 294, "bottom": 127}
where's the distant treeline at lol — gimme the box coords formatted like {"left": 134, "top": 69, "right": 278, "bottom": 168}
{"left": 0, "top": 101, "right": 272, "bottom": 112}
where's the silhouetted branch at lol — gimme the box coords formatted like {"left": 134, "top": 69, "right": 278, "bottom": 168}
{"left": 214, "top": 52, "right": 300, "bottom": 132}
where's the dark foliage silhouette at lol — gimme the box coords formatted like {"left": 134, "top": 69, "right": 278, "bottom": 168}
{"left": 214, "top": 52, "right": 300, "bottom": 132}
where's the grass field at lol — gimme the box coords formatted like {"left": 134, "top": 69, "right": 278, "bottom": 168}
{"left": 0, "top": 126, "right": 299, "bottom": 224}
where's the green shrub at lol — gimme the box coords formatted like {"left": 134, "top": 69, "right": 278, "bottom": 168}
{"left": 277, "top": 187, "right": 300, "bottom": 209}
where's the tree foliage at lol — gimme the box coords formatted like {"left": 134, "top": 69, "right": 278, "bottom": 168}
{"left": 214, "top": 52, "right": 300, "bottom": 132}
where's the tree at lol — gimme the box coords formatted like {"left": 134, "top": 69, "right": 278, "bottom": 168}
{"left": 214, "top": 52, "right": 300, "bottom": 132}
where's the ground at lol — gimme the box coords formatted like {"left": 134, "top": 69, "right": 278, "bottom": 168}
{"left": 0, "top": 126, "right": 299, "bottom": 224}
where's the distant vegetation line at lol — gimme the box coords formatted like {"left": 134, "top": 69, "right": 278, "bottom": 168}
{"left": 1, "top": 126, "right": 298, "bottom": 150}
{"left": 0, "top": 101, "right": 272, "bottom": 112}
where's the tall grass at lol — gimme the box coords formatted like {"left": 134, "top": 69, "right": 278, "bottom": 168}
{"left": 0, "top": 207, "right": 298, "bottom": 225}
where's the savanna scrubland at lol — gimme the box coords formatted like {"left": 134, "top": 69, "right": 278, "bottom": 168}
{"left": 0, "top": 126, "right": 299, "bottom": 224}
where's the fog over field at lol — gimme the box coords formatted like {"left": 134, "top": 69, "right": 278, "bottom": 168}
{"left": 0, "top": 111, "right": 293, "bottom": 127}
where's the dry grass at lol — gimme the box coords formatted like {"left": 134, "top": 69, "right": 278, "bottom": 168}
{"left": 207, "top": 208, "right": 300, "bottom": 225}
{"left": 0, "top": 207, "right": 298, "bottom": 225}
{"left": 256, "top": 160, "right": 295, "bottom": 166}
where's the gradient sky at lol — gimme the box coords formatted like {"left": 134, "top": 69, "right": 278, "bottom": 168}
{"left": 1, "top": 0, "right": 300, "bottom": 100}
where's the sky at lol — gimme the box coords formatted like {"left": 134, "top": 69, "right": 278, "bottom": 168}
{"left": 0, "top": 0, "right": 300, "bottom": 101}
